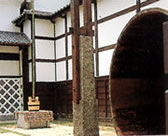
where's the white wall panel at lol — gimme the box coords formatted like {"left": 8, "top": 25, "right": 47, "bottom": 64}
{"left": 142, "top": 0, "right": 168, "bottom": 10}
{"left": 68, "top": 59, "right": 72, "bottom": 80}
{"left": 55, "top": 18, "right": 65, "bottom": 36}
{"left": 99, "top": 49, "right": 114, "bottom": 76}
{"left": 56, "top": 61, "right": 66, "bottom": 81}
{"left": 36, "top": 62, "right": 55, "bottom": 82}
{"left": 35, "top": 19, "right": 54, "bottom": 37}
{"left": 98, "top": 11, "right": 135, "bottom": 47}
{"left": 56, "top": 38, "right": 65, "bottom": 59}
{"left": 68, "top": 35, "right": 72, "bottom": 56}
{"left": 24, "top": 20, "right": 31, "bottom": 39}
{"left": 97, "top": 0, "right": 135, "bottom": 20}
{"left": 36, "top": 40, "right": 54, "bottom": 59}
{"left": 0, "top": 61, "right": 19, "bottom": 76}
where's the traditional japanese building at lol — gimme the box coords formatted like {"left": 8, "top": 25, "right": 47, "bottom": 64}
{"left": 0, "top": 0, "right": 168, "bottom": 124}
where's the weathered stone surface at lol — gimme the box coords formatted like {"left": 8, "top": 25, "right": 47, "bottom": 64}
{"left": 73, "top": 36, "right": 99, "bottom": 136}
{"left": 15, "top": 110, "right": 53, "bottom": 129}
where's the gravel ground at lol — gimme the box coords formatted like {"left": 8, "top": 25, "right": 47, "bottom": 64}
{"left": 0, "top": 122, "right": 116, "bottom": 136}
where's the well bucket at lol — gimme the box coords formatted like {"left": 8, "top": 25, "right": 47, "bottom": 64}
{"left": 110, "top": 8, "right": 168, "bottom": 135}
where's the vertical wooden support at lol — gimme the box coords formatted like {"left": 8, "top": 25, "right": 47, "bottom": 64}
{"left": 94, "top": 0, "right": 99, "bottom": 77}
{"left": 71, "top": 0, "right": 80, "bottom": 104}
{"left": 163, "top": 21, "right": 168, "bottom": 134}
{"left": 54, "top": 21, "right": 57, "bottom": 81}
{"left": 136, "top": 0, "right": 141, "bottom": 13}
{"left": 65, "top": 14, "right": 69, "bottom": 80}
{"left": 83, "top": 0, "right": 92, "bottom": 36}
{"left": 31, "top": 0, "right": 36, "bottom": 100}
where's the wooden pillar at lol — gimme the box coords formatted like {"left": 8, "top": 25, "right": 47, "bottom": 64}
{"left": 71, "top": 0, "right": 80, "bottom": 104}
{"left": 71, "top": 0, "right": 99, "bottom": 135}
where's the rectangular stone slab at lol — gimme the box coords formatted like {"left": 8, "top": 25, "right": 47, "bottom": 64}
{"left": 15, "top": 110, "right": 53, "bottom": 129}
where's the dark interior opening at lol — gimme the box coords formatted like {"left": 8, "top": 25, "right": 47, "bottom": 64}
{"left": 110, "top": 8, "right": 168, "bottom": 135}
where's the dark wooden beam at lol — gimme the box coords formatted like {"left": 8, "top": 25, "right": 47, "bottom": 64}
{"left": 28, "top": 56, "right": 72, "bottom": 63}
{"left": 35, "top": 36, "right": 55, "bottom": 40}
{"left": 65, "top": 14, "right": 69, "bottom": 80}
{"left": 0, "top": 53, "right": 19, "bottom": 61}
{"left": 71, "top": 0, "right": 81, "bottom": 104}
{"left": 94, "top": 0, "right": 99, "bottom": 77}
{"left": 97, "top": 44, "right": 116, "bottom": 52}
{"left": 83, "top": 0, "right": 93, "bottom": 36}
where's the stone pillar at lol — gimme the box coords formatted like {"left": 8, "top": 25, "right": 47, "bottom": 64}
{"left": 73, "top": 36, "right": 99, "bottom": 136}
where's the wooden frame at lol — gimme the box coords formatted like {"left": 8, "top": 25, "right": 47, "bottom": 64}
{"left": 27, "top": 0, "right": 159, "bottom": 82}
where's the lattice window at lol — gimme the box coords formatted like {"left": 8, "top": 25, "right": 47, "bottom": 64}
{"left": 0, "top": 78, "right": 23, "bottom": 115}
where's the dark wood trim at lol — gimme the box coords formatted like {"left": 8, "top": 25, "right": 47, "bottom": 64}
{"left": 28, "top": 56, "right": 72, "bottom": 63}
{"left": 54, "top": 22, "right": 57, "bottom": 81}
{"left": 97, "top": 0, "right": 159, "bottom": 25}
{"left": 56, "top": 56, "right": 72, "bottom": 63}
{"left": 35, "top": 59, "right": 55, "bottom": 63}
{"left": 0, "top": 53, "right": 19, "bottom": 61}
{"left": 97, "top": 44, "right": 116, "bottom": 52}
{"left": 0, "top": 76, "right": 23, "bottom": 78}
{"left": 35, "top": 36, "right": 55, "bottom": 40}
{"left": 94, "top": 0, "right": 99, "bottom": 77}
{"left": 71, "top": 0, "right": 81, "bottom": 104}
{"left": 65, "top": 14, "right": 69, "bottom": 80}
{"left": 0, "top": 42, "right": 30, "bottom": 47}
{"left": 136, "top": 0, "right": 141, "bottom": 13}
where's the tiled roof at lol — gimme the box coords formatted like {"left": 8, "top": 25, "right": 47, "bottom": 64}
{"left": 12, "top": 10, "right": 53, "bottom": 26}
{"left": 13, "top": 0, "right": 71, "bottom": 26}
{"left": 0, "top": 31, "right": 31, "bottom": 46}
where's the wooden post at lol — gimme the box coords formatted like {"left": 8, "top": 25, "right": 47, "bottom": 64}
{"left": 136, "top": 0, "right": 141, "bottom": 13}
{"left": 71, "top": 0, "right": 80, "bottom": 104}
{"left": 31, "top": 0, "right": 36, "bottom": 100}
{"left": 94, "top": 0, "right": 99, "bottom": 77}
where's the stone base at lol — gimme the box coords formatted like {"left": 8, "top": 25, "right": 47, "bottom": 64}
{"left": 15, "top": 110, "right": 53, "bottom": 129}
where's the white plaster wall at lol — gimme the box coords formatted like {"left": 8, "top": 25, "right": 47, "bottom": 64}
{"left": 56, "top": 38, "right": 65, "bottom": 59}
{"left": 36, "top": 40, "right": 55, "bottom": 59}
{"left": 68, "top": 59, "right": 72, "bottom": 80}
{"left": 97, "top": 0, "right": 136, "bottom": 19}
{"left": 55, "top": 18, "right": 65, "bottom": 36}
{"left": 142, "top": 0, "right": 168, "bottom": 10}
{"left": 35, "top": 19, "right": 54, "bottom": 37}
{"left": 56, "top": 61, "right": 66, "bottom": 81}
{"left": 0, "top": 0, "right": 21, "bottom": 32}
{"left": 36, "top": 62, "right": 55, "bottom": 82}
{"left": 0, "top": 61, "right": 19, "bottom": 76}
{"left": 24, "top": 20, "right": 31, "bottom": 39}
{"left": 0, "top": 46, "right": 19, "bottom": 76}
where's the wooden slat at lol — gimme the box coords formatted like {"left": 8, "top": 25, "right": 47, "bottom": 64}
{"left": 71, "top": 0, "right": 81, "bottom": 104}
{"left": 35, "top": 36, "right": 55, "bottom": 40}
{"left": 0, "top": 53, "right": 19, "bottom": 61}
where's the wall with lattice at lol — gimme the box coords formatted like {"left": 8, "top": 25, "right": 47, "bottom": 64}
{"left": 0, "top": 78, "right": 23, "bottom": 117}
